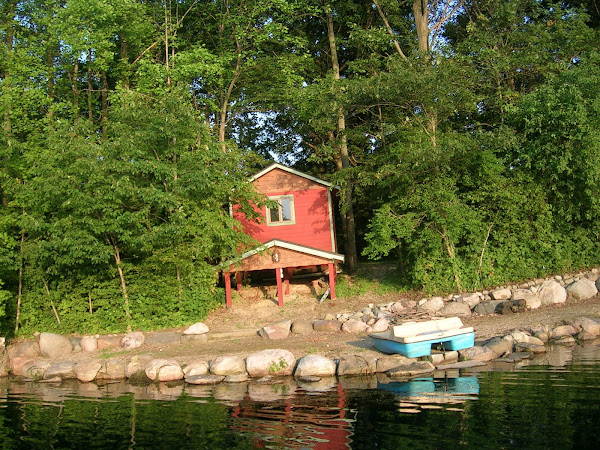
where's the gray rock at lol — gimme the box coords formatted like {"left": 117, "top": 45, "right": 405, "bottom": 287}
{"left": 483, "top": 336, "right": 513, "bottom": 357}
{"left": 44, "top": 361, "right": 77, "bottom": 380}
{"left": 39, "top": 333, "right": 73, "bottom": 358}
{"left": 145, "top": 359, "right": 184, "bottom": 382}
{"left": 291, "top": 320, "right": 314, "bottom": 335}
{"left": 245, "top": 349, "right": 295, "bottom": 377}
{"left": 458, "top": 293, "right": 481, "bottom": 309}
{"left": 224, "top": 373, "right": 250, "bottom": 383}
{"left": 342, "top": 319, "right": 369, "bottom": 334}
{"left": 7, "top": 340, "right": 40, "bottom": 360}
{"left": 566, "top": 279, "right": 598, "bottom": 299}
{"left": 376, "top": 355, "right": 417, "bottom": 373}
{"left": 294, "top": 355, "right": 336, "bottom": 377}
{"left": 459, "top": 346, "right": 496, "bottom": 362}
{"left": 552, "top": 335, "right": 576, "bottom": 345}
{"left": 97, "top": 358, "right": 127, "bottom": 380}
{"left": 438, "top": 301, "right": 472, "bottom": 317}
{"left": 186, "top": 374, "right": 225, "bottom": 385}
{"left": 210, "top": 356, "right": 246, "bottom": 376}
{"left": 567, "top": 317, "right": 600, "bottom": 336}
{"left": 312, "top": 320, "right": 342, "bottom": 333}
{"left": 258, "top": 320, "right": 292, "bottom": 340}
{"left": 337, "top": 355, "right": 377, "bottom": 376}
{"left": 120, "top": 331, "right": 145, "bottom": 349}
{"left": 538, "top": 280, "right": 567, "bottom": 306}
{"left": 183, "top": 322, "right": 209, "bottom": 335}
{"left": 418, "top": 297, "right": 445, "bottom": 313}
{"left": 371, "top": 318, "right": 390, "bottom": 333}
{"left": 74, "top": 361, "right": 102, "bottom": 383}
{"left": 22, "top": 359, "right": 51, "bottom": 379}
{"left": 473, "top": 300, "right": 506, "bottom": 315}
{"left": 125, "top": 355, "right": 153, "bottom": 379}
{"left": 490, "top": 288, "right": 512, "bottom": 300}
{"left": 550, "top": 325, "right": 577, "bottom": 338}
{"left": 70, "top": 337, "right": 82, "bottom": 352}
{"left": 183, "top": 360, "right": 209, "bottom": 377}
{"left": 512, "top": 289, "right": 541, "bottom": 309}
{"left": 514, "top": 342, "right": 546, "bottom": 353}
{"left": 80, "top": 336, "right": 98, "bottom": 352}
{"left": 435, "top": 360, "right": 487, "bottom": 370}
{"left": 145, "top": 332, "right": 181, "bottom": 347}
{"left": 387, "top": 361, "right": 435, "bottom": 378}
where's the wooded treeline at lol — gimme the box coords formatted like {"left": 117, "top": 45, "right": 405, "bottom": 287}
{"left": 1, "top": 0, "right": 599, "bottom": 335}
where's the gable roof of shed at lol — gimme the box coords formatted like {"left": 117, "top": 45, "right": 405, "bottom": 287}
{"left": 250, "top": 163, "right": 336, "bottom": 188}
{"left": 221, "top": 239, "right": 345, "bottom": 270}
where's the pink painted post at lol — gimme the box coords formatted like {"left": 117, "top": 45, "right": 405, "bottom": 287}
{"left": 235, "top": 272, "right": 243, "bottom": 292}
{"left": 275, "top": 268, "right": 284, "bottom": 307}
{"left": 224, "top": 272, "right": 232, "bottom": 307}
{"left": 328, "top": 263, "right": 336, "bottom": 300}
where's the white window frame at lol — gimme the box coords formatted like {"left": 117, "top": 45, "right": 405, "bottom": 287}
{"left": 266, "top": 195, "right": 295, "bottom": 226}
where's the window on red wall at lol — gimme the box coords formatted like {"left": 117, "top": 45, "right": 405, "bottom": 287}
{"left": 267, "top": 195, "right": 295, "bottom": 226}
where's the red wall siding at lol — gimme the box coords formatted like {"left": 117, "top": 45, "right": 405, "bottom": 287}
{"left": 234, "top": 169, "right": 335, "bottom": 253}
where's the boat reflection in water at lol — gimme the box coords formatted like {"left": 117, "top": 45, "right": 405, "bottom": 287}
{"left": 377, "top": 374, "right": 480, "bottom": 413}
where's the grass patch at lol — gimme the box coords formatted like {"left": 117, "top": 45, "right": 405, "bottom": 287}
{"left": 336, "top": 262, "right": 408, "bottom": 297}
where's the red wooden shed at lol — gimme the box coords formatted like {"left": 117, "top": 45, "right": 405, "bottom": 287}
{"left": 224, "top": 163, "right": 345, "bottom": 307}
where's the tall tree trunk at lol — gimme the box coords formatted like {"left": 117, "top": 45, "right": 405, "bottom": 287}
{"left": 14, "top": 227, "right": 24, "bottom": 333}
{"left": 101, "top": 71, "right": 109, "bottom": 138}
{"left": 413, "top": 0, "right": 429, "bottom": 53}
{"left": 109, "top": 238, "right": 132, "bottom": 332}
{"left": 327, "top": 12, "right": 357, "bottom": 272}
{"left": 87, "top": 64, "right": 93, "bottom": 120}
{"left": 2, "top": 0, "right": 15, "bottom": 142}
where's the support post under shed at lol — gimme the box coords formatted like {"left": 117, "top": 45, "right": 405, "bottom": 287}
{"left": 328, "top": 263, "right": 336, "bottom": 300}
{"left": 275, "top": 268, "right": 284, "bottom": 307}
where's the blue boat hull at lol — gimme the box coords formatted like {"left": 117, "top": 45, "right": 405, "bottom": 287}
{"left": 370, "top": 332, "right": 475, "bottom": 358}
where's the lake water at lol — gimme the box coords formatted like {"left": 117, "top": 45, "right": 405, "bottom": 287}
{"left": 1, "top": 342, "right": 599, "bottom": 448}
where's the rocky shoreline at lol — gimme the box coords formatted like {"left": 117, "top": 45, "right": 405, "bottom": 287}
{"left": 1, "top": 269, "right": 600, "bottom": 387}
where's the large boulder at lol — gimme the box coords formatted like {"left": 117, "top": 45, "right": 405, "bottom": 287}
{"left": 473, "top": 300, "right": 506, "bottom": 315}
{"left": 44, "top": 361, "right": 77, "bottom": 380}
{"left": 538, "top": 280, "right": 567, "bottom": 306}
{"left": 74, "top": 361, "right": 102, "bottom": 383}
{"left": 145, "top": 359, "right": 184, "bottom": 382}
{"left": 210, "top": 356, "right": 246, "bottom": 376}
{"left": 376, "top": 355, "right": 417, "bottom": 373}
{"left": 387, "top": 361, "right": 435, "bottom": 378}
{"left": 294, "top": 355, "right": 336, "bottom": 378}
{"left": 337, "top": 355, "right": 377, "bottom": 376}
{"left": 512, "top": 289, "right": 541, "bottom": 310}
{"left": 22, "top": 359, "right": 51, "bottom": 379}
{"left": 550, "top": 325, "right": 577, "bottom": 338}
{"left": 245, "top": 349, "right": 295, "bottom": 377}
{"left": 291, "top": 320, "right": 314, "bottom": 335}
{"left": 490, "top": 289, "right": 512, "bottom": 300}
{"left": 459, "top": 346, "right": 497, "bottom": 362}
{"left": 567, "top": 317, "right": 600, "bottom": 336}
{"left": 80, "top": 336, "right": 98, "bottom": 352}
{"left": 258, "top": 320, "right": 292, "bottom": 340}
{"left": 438, "top": 301, "right": 472, "bottom": 317}
{"left": 457, "top": 293, "right": 481, "bottom": 309}
{"left": 39, "top": 333, "right": 73, "bottom": 358}
{"left": 7, "top": 340, "right": 40, "bottom": 360}
{"left": 566, "top": 279, "right": 598, "bottom": 300}
{"left": 120, "top": 332, "right": 145, "bottom": 349}
{"left": 97, "top": 358, "right": 127, "bottom": 380}
{"left": 483, "top": 336, "right": 513, "bottom": 357}
{"left": 342, "top": 319, "right": 368, "bottom": 334}
{"left": 183, "top": 360, "right": 210, "bottom": 378}
{"left": 371, "top": 318, "right": 390, "bottom": 333}
{"left": 312, "top": 320, "right": 342, "bottom": 333}
{"left": 183, "top": 322, "right": 209, "bottom": 335}
{"left": 418, "top": 297, "right": 445, "bottom": 314}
